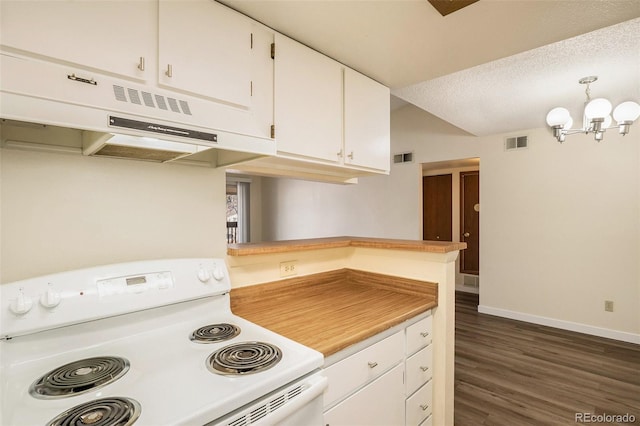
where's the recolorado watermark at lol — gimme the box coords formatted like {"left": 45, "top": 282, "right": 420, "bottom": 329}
{"left": 575, "top": 413, "right": 636, "bottom": 423}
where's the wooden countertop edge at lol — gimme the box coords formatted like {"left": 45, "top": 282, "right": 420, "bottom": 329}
{"left": 227, "top": 236, "right": 466, "bottom": 256}
{"left": 319, "top": 301, "right": 437, "bottom": 356}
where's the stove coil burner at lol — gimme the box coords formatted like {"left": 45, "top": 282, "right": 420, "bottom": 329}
{"left": 46, "top": 396, "right": 141, "bottom": 426}
{"left": 190, "top": 323, "right": 240, "bottom": 343}
{"left": 30, "top": 356, "right": 130, "bottom": 399}
{"left": 207, "top": 341, "right": 282, "bottom": 375}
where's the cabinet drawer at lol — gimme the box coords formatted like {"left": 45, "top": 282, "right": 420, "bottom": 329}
{"left": 406, "top": 380, "right": 433, "bottom": 426}
{"left": 324, "top": 331, "right": 403, "bottom": 408}
{"left": 405, "top": 344, "right": 433, "bottom": 396}
{"left": 406, "top": 315, "right": 432, "bottom": 355}
{"left": 324, "top": 363, "right": 404, "bottom": 426}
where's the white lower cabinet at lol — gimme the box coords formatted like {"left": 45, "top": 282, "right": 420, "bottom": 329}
{"left": 323, "top": 311, "right": 433, "bottom": 426}
{"left": 324, "top": 363, "right": 405, "bottom": 426}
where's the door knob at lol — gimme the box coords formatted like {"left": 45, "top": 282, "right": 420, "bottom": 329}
{"left": 463, "top": 232, "right": 470, "bottom": 237}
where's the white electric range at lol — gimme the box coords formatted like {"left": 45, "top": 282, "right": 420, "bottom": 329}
{"left": 0, "top": 258, "right": 326, "bottom": 426}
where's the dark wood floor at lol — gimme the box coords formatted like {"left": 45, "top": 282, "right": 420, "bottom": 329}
{"left": 454, "top": 291, "right": 640, "bottom": 426}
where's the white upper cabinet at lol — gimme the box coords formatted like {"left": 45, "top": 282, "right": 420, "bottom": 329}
{"left": 274, "top": 33, "right": 343, "bottom": 163}
{"left": 158, "top": 0, "right": 252, "bottom": 107}
{"left": 344, "top": 68, "right": 391, "bottom": 171}
{"left": 0, "top": 0, "right": 155, "bottom": 82}
{"left": 273, "top": 33, "right": 390, "bottom": 174}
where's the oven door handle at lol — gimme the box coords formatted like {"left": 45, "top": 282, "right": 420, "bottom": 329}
{"left": 253, "top": 374, "right": 328, "bottom": 426}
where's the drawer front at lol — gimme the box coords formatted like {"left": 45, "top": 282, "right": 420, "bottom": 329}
{"left": 406, "top": 380, "right": 433, "bottom": 426}
{"left": 406, "top": 315, "right": 432, "bottom": 355}
{"left": 324, "top": 363, "right": 405, "bottom": 426}
{"left": 405, "top": 344, "right": 433, "bottom": 396}
{"left": 324, "top": 331, "right": 404, "bottom": 408}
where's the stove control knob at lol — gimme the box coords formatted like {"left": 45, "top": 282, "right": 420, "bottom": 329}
{"left": 197, "top": 267, "right": 212, "bottom": 283}
{"left": 9, "top": 290, "right": 33, "bottom": 315}
{"left": 40, "top": 286, "right": 61, "bottom": 309}
{"left": 212, "top": 267, "right": 225, "bottom": 281}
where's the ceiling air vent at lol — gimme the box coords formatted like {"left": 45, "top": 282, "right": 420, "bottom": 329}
{"left": 393, "top": 151, "right": 414, "bottom": 164}
{"left": 505, "top": 135, "right": 528, "bottom": 151}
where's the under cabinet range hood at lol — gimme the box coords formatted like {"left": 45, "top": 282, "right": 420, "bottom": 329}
{"left": 82, "top": 127, "right": 213, "bottom": 163}
{"left": 0, "top": 52, "right": 275, "bottom": 165}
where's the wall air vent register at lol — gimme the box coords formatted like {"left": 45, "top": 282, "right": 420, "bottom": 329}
{"left": 505, "top": 135, "right": 528, "bottom": 151}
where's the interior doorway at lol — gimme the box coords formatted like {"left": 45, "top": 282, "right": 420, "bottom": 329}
{"left": 422, "top": 174, "right": 452, "bottom": 241}
{"left": 422, "top": 158, "right": 480, "bottom": 293}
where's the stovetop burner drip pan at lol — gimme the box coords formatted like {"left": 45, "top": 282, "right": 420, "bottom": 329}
{"left": 46, "top": 396, "right": 141, "bottom": 426}
{"left": 30, "top": 356, "right": 130, "bottom": 399}
{"left": 189, "top": 323, "right": 240, "bottom": 343}
{"left": 207, "top": 341, "right": 282, "bottom": 375}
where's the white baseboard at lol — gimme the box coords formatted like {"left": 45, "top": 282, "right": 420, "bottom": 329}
{"left": 477, "top": 305, "right": 640, "bottom": 345}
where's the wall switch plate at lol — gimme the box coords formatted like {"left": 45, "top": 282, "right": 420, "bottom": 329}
{"left": 280, "top": 260, "right": 297, "bottom": 277}
{"left": 604, "top": 300, "right": 614, "bottom": 312}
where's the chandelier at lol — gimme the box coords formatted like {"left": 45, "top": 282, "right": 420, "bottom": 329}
{"left": 545, "top": 76, "right": 640, "bottom": 143}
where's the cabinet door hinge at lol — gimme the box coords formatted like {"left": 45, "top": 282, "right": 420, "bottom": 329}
{"left": 270, "top": 43, "right": 275, "bottom": 59}
{"left": 250, "top": 33, "right": 253, "bottom": 49}
{"left": 270, "top": 124, "right": 275, "bottom": 139}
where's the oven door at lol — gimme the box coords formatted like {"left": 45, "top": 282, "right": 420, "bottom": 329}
{"left": 210, "top": 372, "right": 327, "bottom": 426}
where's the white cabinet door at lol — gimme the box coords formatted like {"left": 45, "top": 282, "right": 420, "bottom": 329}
{"left": 274, "top": 33, "right": 343, "bottom": 162}
{"left": 344, "top": 68, "right": 390, "bottom": 171}
{"left": 159, "top": 0, "right": 252, "bottom": 107}
{"left": 0, "top": 0, "right": 155, "bottom": 81}
{"left": 324, "top": 363, "right": 405, "bottom": 426}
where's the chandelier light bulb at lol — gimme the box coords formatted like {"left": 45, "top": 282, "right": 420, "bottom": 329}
{"left": 603, "top": 115, "right": 612, "bottom": 128}
{"left": 612, "top": 101, "right": 640, "bottom": 123}
{"left": 584, "top": 98, "right": 612, "bottom": 119}
{"left": 546, "top": 107, "right": 571, "bottom": 127}
{"left": 563, "top": 117, "right": 573, "bottom": 130}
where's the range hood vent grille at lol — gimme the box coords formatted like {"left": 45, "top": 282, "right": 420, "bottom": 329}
{"left": 82, "top": 117, "right": 219, "bottom": 163}
{"left": 92, "top": 144, "right": 192, "bottom": 162}
{"left": 112, "top": 85, "right": 192, "bottom": 116}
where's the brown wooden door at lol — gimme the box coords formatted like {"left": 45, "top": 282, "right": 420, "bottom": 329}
{"left": 460, "top": 171, "right": 479, "bottom": 274}
{"left": 422, "top": 174, "right": 452, "bottom": 241}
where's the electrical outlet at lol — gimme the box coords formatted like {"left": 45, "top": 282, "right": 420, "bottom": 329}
{"left": 604, "top": 300, "right": 614, "bottom": 312}
{"left": 280, "top": 261, "right": 298, "bottom": 277}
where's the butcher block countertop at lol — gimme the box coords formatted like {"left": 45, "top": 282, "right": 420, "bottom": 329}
{"left": 230, "top": 268, "right": 437, "bottom": 357}
{"left": 227, "top": 236, "right": 466, "bottom": 256}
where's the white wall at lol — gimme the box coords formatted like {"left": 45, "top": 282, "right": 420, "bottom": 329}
{"left": 1, "top": 145, "right": 227, "bottom": 283}
{"left": 259, "top": 104, "right": 640, "bottom": 341}
{"left": 260, "top": 162, "right": 421, "bottom": 241}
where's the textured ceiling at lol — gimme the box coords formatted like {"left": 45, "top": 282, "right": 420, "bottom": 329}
{"left": 220, "top": 0, "right": 640, "bottom": 136}
{"left": 394, "top": 18, "right": 640, "bottom": 136}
